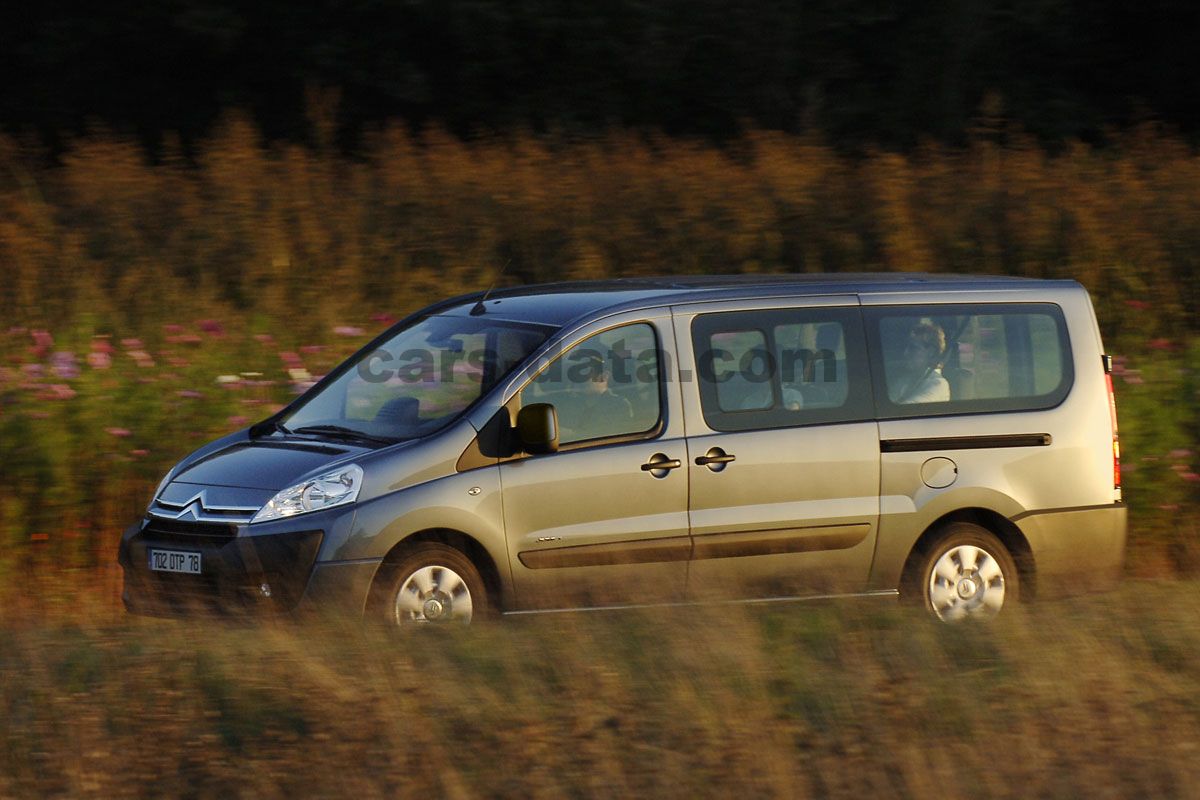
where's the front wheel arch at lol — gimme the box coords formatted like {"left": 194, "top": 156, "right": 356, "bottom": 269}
{"left": 367, "top": 528, "right": 503, "bottom": 620}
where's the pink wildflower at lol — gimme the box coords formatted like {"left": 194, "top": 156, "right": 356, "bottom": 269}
{"left": 50, "top": 352, "right": 79, "bottom": 380}
{"left": 228, "top": 415, "right": 249, "bottom": 427}
{"left": 121, "top": 338, "right": 144, "bottom": 350}
{"left": 254, "top": 334, "right": 275, "bottom": 345}
{"left": 198, "top": 319, "right": 225, "bottom": 337}
{"left": 128, "top": 350, "right": 156, "bottom": 368}
{"left": 44, "top": 384, "right": 76, "bottom": 400}
{"left": 176, "top": 390, "right": 204, "bottom": 399}
{"left": 87, "top": 351, "right": 112, "bottom": 370}
{"left": 333, "top": 326, "right": 365, "bottom": 337}
{"left": 129, "top": 449, "right": 149, "bottom": 457}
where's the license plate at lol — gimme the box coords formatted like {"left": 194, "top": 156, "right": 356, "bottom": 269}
{"left": 148, "top": 549, "right": 202, "bottom": 575}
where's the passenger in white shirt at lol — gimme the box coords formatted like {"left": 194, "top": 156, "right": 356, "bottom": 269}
{"left": 891, "top": 321, "right": 951, "bottom": 404}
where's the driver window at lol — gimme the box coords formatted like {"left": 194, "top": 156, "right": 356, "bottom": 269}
{"left": 520, "top": 323, "right": 661, "bottom": 446}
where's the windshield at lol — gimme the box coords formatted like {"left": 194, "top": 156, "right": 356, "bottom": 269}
{"left": 280, "top": 315, "right": 554, "bottom": 443}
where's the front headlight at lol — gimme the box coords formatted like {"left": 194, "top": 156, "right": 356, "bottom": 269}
{"left": 251, "top": 464, "right": 364, "bottom": 524}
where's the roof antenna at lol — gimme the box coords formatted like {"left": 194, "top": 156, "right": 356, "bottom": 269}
{"left": 470, "top": 259, "right": 511, "bottom": 316}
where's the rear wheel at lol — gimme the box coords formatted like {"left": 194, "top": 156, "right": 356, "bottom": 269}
{"left": 379, "top": 543, "right": 489, "bottom": 626}
{"left": 909, "top": 523, "right": 1019, "bottom": 622}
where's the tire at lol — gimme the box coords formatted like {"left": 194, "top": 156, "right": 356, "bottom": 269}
{"left": 378, "top": 543, "right": 490, "bottom": 626}
{"left": 907, "top": 522, "right": 1019, "bottom": 622}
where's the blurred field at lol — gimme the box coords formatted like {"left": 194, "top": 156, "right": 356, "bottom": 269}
{"left": 5, "top": 120, "right": 1200, "bottom": 337}
{"left": 0, "top": 122, "right": 1199, "bottom": 797}
{"left": 1, "top": 583, "right": 1198, "bottom": 798}
{"left": 1, "top": 121, "right": 1198, "bottom": 594}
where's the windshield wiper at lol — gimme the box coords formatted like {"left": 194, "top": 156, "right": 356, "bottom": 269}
{"left": 290, "top": 425, "right": 397, "bottom": 446}
{"left": 250, "top": 418, "right": 291, "bottom": 438}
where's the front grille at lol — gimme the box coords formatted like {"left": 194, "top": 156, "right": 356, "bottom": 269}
{"left": 143, "top": 517, "right": 238, "bottom": 543}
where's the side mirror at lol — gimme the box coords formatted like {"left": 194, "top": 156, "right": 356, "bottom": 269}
{"left": 515, "top": 403, "right": 559, "bottom": 455}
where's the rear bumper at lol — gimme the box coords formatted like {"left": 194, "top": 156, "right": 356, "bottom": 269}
{"left": 1014, "top": 502, "right": 1127, "bottom": 597}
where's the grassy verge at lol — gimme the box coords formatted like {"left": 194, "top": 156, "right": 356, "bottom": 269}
{"left": 2, "top": 582, "right": 1199, "bottom": 798}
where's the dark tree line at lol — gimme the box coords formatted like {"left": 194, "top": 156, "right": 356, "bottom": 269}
{"left": 3, "top": 0, "right": 1198, "bottom": 150}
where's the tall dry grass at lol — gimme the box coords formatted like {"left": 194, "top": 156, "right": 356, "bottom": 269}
{"left": 2, "top": 585, "right": 1199, "bottom": 798}
{"left": 3, "top": 119, "right": 1199, "bottom": 338}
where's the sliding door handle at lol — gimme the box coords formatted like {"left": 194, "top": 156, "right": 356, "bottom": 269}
{"left": 695, "top": 447, "right": 736, "bottom": 471}
{"left": 641, "top": 454, "right": 683, "bottom": 475}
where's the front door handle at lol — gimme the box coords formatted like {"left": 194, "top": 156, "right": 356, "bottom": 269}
{"left": 695, "top": 447, "right": 736, "bottom": 471}
{"left": 641, "top": 453, "right": 683, "bottom": 475}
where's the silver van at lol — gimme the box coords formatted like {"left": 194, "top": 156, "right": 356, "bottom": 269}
{"left": 119, "top": 275, "right": 1126, "bottom": 622}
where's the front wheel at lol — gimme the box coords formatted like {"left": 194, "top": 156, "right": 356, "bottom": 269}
{"left": 909, "top": 523, "right": 1019, "bottom": 622}
{"left": 379, "top": 543, "right": 489, "bottom": 626}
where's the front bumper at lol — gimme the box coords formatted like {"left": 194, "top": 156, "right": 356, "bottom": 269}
{"left": 119, "top": 517, "right": 322, "bottom": 616}
{"left": 118, "top": 509, "right": 378, "bottom": 618}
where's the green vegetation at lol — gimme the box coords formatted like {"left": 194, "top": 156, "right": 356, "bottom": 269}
{"left": 0, "top": 114, "right": 1195, "bottom": 800}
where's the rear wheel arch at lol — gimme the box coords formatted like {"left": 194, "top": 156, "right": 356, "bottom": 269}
{"left": 900, "top": 507, "right": 1036, "bottom": 601}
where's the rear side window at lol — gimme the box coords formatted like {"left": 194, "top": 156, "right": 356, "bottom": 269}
{"left": 865, "top": 303, "right": 1073, "bottom": 418}
{"left": 691, "top": 307, "right": 873, "bottom": 432}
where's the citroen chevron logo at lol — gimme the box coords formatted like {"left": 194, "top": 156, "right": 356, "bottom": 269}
{"left": 154, "top": 489, "right": 255, "bottom": 520}
{"left": 173, "top": 490, "right": 211, "bottom": 519}
{"left": 176, "top": 500, "right": 203, "bottom": 521}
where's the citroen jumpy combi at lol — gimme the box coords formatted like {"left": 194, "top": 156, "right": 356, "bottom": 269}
{"left": 119, "top": 275, "right": 1126, "bottom": 622}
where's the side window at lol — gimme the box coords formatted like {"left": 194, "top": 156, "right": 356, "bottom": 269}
{"left": 867, "top": 303, "right": 1073, "bottom": 417}
{"left": 711, "top": 330, "right": 773, "bottom": 412}
{"left": 519, "top": 323, "right": 662, "bottom": 446}
{"left": 692, "top": 307, "right": 872, "bottom": 432}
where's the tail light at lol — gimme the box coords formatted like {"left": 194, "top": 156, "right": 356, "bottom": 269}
{"left": 1104, "top": 358, "right": 1121, "bottom": 497}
